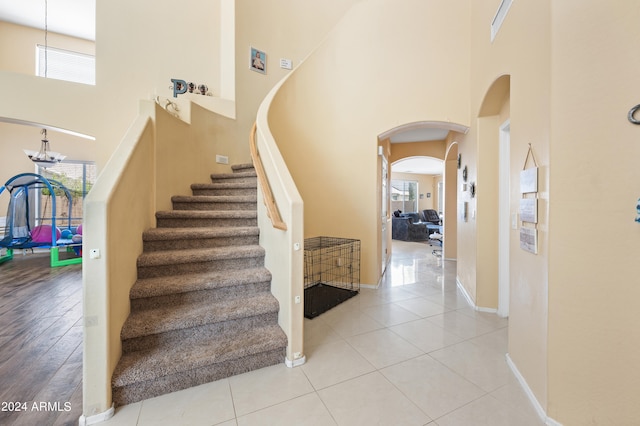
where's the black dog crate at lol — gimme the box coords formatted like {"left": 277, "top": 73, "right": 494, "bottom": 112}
{"left": 304, "top": 237, "right": 360, "bottom": 319}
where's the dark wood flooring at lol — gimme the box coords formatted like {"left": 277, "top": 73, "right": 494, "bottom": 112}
{"left": 0, "top": 251, "right": 83, "bottom": 426}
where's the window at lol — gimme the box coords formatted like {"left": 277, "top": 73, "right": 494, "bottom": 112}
{"left": 37, "top": 161, "right": 97, "bottom": 227}
{"left": 491, "top": 0, "right": 514, "bottom": 42}
{"left": 391, "top": 180, "right": 418, "bottom": 213}
{"left": 36, "top": 45, "right": 96, "bottom": 85}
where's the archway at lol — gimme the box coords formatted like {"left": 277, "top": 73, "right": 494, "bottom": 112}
{"left": 475, "top": 75, "right": 511, "bottom": 311}
{"left": 378, "top": 121, "right": 468, "bottom": 265}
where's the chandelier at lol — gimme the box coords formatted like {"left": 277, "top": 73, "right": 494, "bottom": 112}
{"left": 24, "top": 0, "right": 65, "bottom": 168}
{"left": 24, "top": 129, "right": 66, "bottom": 168}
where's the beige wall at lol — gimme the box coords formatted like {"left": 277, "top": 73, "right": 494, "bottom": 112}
{"left": 268, "top": 0, "right": 470, "bottom": 285}
{"left": 465, "top": 0, "right": 552, "bottom": 412}
{"left": 548, "top": 2, "right": 640, "bottom": 424}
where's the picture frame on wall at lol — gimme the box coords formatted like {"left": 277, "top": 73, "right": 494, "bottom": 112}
{"left": 250, "top": 47, "right": 266, "bottom": 74}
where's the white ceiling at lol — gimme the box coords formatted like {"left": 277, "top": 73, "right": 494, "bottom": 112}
{"left": 0, "top": 0, "right": 95, "bottom": 41}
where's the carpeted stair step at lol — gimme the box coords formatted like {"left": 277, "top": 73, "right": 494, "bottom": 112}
{"left": 142, "top": 226, "right": 260, "bottom": 251}
{"left": 172, "top": 195, "right": 257, "bottom": 211}
{"left": 121, "top": 292, "right": 280, "bottom": 351}
{"left": 112, "top": 323, "right": 287, "bottom": 407}
{"left": 210, "top": 170, "right": 257, "bottom": 185}
{"left": 191, "top": 181, "right": 257, "bottom": 197}
{"left": 129, "top": 267, "right": 272, "bottom": 310}
{"left": 136, "top": 245, "right": 265, "bottom": 279}
{"left": 231, "top": 163, "right": 255, "bottom": 173}
{"left": 155, "top": 210, "right": 257, "bottom": 228}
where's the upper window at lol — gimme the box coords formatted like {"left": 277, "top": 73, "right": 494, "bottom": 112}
{"left": 491, "top": 0, "right": 514, "bottom": 42}
{"left": 36, "top": 45, "right": 96, "bottom": 85}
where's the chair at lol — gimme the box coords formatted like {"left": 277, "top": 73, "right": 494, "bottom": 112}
{"left": 421, "top": 209, "right": 441, "bottom": 225}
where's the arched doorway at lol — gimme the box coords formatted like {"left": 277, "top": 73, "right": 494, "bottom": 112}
{"left": 378, "top": 121, "right": 468, "bottom": 265}
{"left": 475, "top": 75, "right": 511, "bottom": 312}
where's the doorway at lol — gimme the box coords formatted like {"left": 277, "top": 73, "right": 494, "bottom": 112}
{"left": 498, "top": 119, "right": 510, "bottom": 317}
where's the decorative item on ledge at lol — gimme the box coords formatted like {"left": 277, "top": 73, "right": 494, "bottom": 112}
{"left": 23, "top": 129, "right": 66, "bottom": 168}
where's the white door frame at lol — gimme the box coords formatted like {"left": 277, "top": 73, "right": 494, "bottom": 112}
{"left": 498, "top": 119, "right": 510, "bottom": 317}
{"left": 381, "top": 155, "right": 389, "bottom": 275}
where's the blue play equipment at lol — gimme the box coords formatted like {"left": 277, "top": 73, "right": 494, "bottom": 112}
{"left": 0, "top": 173, "right": 82, "bottom": 267}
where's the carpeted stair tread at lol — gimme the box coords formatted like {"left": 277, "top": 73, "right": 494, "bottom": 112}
{"left": 137, "top": 245, "right": 264, "bottom": 268}
{"left": 121, "top": 292, "right": 279, "bottom": 340}
{"left": 142, "top": 226, "right": 259, "bottom": 242}
{"left": 231, "top": 163, "right": 255, "bottom": 172}
{"left": 191, "top": 182, "right": 257, "bottom": 190}
{"left": 130, "top": 267, "right": 271, "bottom": 299}
{"left": 171, "top": 195, "right": 258, "bottom": 203}
{"left": 113, "top": 324, "right": 286, "bottom": 388}
{"left": 210, "top": 171, "right": 257, "bottom": 180}
{"left": 155, "top": 210, "right": 256, "bottom": 221}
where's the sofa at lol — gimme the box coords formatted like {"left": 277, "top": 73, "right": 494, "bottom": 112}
{"left": 391, "top": 212, "right": 429, "bottom": 241}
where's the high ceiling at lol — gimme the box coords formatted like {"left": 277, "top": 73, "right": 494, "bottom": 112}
{"left": 0, "top": 0, "right": 95, "bottom": 41}
{"left": 0, "top": 2, "right": 453, "bottom": 176}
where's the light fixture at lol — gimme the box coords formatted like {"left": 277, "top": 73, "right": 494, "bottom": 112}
{"left": 24, "top": 129, "right": 66, "bottom": 168}
{"left": 23, "top": 0, "right": 66, "bottom": 168}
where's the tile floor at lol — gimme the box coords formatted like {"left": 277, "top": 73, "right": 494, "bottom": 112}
{"left": 101, "top": 241, "right": 543, "bottom": 426}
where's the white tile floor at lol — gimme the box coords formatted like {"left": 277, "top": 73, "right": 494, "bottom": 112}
{"left": 101, "top": 241, "right": 544, "bottom": 426}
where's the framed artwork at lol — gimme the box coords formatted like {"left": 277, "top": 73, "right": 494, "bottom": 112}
{"left": 520, "top": 227, "right": 538, "bottom": 254}
{"left": 520, "top": 167, "right": 538, "bottom": 193}
{"left": 519, "top": 198, "right": 538, "bottom": 223}
{"left": 250, "top": 47, "right": 266, "bottom": 74}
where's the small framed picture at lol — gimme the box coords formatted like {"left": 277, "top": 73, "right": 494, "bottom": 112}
{"left": 250, "top": 47, "right": 266, "bottom": 74}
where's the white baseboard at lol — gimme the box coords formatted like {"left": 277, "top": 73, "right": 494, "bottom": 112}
{"left": 456, "top": 277, "right": 475, "bottom": 308}
{"left": 360, "top": 284, "right": 378, "bottom": 290}
{"left": 285, "top": 355, "right": 306, "bottom": 368}
{"left": 505, "top": 354, "right": 562, "bottom": 426}
{"left": 455, "top": 278, "right": 498, "bottom": 313}
{"left": 78, "top": 405, "right": 114, "bottom": 425}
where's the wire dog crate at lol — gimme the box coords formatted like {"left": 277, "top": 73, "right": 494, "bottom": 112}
{"left": 304, "top": 236, "right": 360, "bottom": 319}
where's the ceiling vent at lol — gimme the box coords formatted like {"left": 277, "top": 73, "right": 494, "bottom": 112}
{"left": 491, "top": 0, "right": 514, "bottom": 42}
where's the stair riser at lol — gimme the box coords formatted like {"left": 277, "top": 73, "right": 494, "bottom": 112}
{"left": 122, "top": 311, "right": 277, "bottom": 353}
{"left": 130, "top": 281, "right": 272, "bottom": 311}
{"left": 172, "top": 202, "right": 256, "bottom": 211}
{"left": 192, "top": 188, "right": 257, "bottom": 197}
{"left": 156, "top": 217, "right": 257, "bottom": 228}
{"left": 112, "top": 347, "right": 284, "bottom": 407}
{"left": 137, "top": 256, "right": 265, "bottom": 279}
{"left": 143, "top": 235, "right": 259, "bottom": 251}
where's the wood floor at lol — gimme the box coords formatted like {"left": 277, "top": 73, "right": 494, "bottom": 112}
{"left": 0, "top": 250, "right": 83, "bottom": 426}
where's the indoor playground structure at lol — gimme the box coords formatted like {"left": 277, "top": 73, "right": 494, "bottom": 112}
{"left": 0, "top": 173, "right": 83, "bottom": 267}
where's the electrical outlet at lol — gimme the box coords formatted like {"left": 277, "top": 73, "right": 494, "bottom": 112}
{"left": 294, "top": 296, "right": 301, "bottom": 304}
{"left": 216, "top": 155, "right": 229, "bottom": 164}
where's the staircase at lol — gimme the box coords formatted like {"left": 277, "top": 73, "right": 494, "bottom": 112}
{"left": 111, "top": 164, "right": 287, "bottom": 407}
